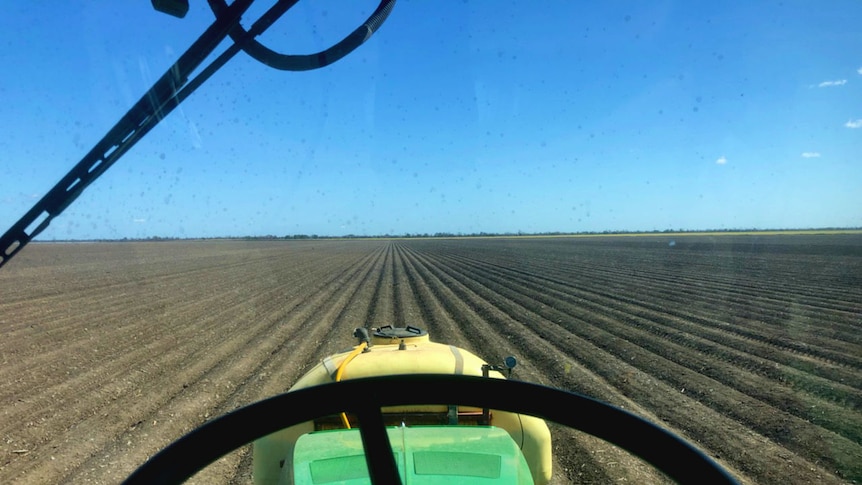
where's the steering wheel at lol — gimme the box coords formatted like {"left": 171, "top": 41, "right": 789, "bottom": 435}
{"left": 123, "top": 374, "right": 738, "bottom": 484}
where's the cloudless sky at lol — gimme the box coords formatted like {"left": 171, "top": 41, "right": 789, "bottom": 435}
{"left": 1, "top": 1, "right": 860, "bottom": 240}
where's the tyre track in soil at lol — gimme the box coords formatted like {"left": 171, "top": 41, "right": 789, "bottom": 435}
{"left": 446, "top": 251, "right": 862, "bottom": 385}
{"left": 427, "top": 250, "right": 862, "bottom": 480}
{"left": 0, "top": 248, "right": 341, "bottom": 441}
{"left": 1, "top": 242, "right": 385, "bottom": 484}
{"left": 403, "top": 243, "right": 847, "bottom": 485}
{"left": 441, "top": 253, "right": 862, "bottom": 411}
{"left": 397, "top": 244, "right": 677, "bottom": 485}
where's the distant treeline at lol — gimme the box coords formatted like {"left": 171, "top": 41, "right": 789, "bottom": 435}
{"left": 247, "top": 227, "right": 862, "bottom": 240}
{"left": 46, "top": 227, "right": 861, "bottom": 243}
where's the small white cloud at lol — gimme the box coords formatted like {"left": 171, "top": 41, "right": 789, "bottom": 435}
{"left": 801, "top": 152, "right": 821, "bottom": 158}
{"left": 818, "top": 79, "right": 847, "bottom": 87}
{"left": 858, "top": 67, "right": 862, "bottom": 75}
{"left": 846, "top": 119, "right": 862, "bottom": 128}
{"left": 133, "top": 218, "right": 147, "bottom": 223}
{"left": 715, "top": 156, "right": 727, "bottom": 165}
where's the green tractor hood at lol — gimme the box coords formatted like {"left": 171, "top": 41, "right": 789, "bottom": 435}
{"left": 291, "top": 425, "right": 534, "bottom": 484}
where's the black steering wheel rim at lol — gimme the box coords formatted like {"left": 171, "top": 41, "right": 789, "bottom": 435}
{"left": 123, "top": 374, "right": 738, "bottom": 484}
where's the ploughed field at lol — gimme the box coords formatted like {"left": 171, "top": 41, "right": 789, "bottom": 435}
{"left": 1, "top": 235, "right": 860, "bottom": 484}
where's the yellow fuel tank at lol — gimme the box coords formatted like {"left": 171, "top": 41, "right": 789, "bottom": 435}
{"left": 253, "top": 326, "right": 552, "bottom": 484}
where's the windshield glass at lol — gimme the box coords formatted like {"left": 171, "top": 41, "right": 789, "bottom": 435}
{"left": 1, "top": 2, "right": 860, "bottom": 484}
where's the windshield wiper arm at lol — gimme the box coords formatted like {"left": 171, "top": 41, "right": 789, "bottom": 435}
{"left": 0, "top": 0, "right": 254, "bottom": 268}
{"left": 0, "top": 0, "right": 396, "bottom": 269}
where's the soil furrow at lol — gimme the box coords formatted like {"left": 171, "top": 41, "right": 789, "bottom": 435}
{"left": 3, "top": 237, "right": 858, "bottom": 485}
{"left": 482, "top": 253, "right": 862, "bottom": 343}
{"left": 440, "top": 252, "right": 862, "bottom": 406}
{"left": 1, "top": 243, "right": 383, "bottom": 483}
{"left": 443, "top": 250, "right": 862, "bottom": 380}
{"left": 405, "top": 243, "right": 851, "bottom": 484}
{"left": 397, "top": 245, "right": 673, "bottom": 484}
{"left": 429, "top": 250, "right": 862, "bottom": 467}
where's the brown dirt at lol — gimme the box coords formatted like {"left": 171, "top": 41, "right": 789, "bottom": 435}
{"left": 0, "top": 235, "right": 860, "bottom": 484}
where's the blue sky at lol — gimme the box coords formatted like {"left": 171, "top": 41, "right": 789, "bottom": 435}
{"left": 1, "top": 1, "right": 860, "bottom": 239}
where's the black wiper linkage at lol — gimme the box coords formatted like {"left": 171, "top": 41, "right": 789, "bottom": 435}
{"left": 0, "top": 0, "right": 395, "bottom": 269}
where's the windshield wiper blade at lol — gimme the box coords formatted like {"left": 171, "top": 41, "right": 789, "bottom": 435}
{"left": 0, "top": 0, "right": 396, "bottom": 269}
